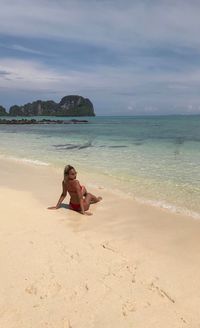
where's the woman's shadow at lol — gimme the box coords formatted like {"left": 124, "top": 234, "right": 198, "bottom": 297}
{"left": 60, "top": 203, "right": 70, "bottom": 210}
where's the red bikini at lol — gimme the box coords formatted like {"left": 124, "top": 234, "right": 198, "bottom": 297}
{"left": 69, "top": 202, "right": 81, "bottom": 212}
{"left": 68, "top": 183, "right": 85, "bottom": 212}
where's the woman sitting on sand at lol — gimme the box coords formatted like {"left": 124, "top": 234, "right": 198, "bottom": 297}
{"left": 48, "top": 165, "right": 102, "bottom": 215}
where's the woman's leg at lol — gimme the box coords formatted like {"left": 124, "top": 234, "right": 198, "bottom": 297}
{"left": 89, "top": 193, "right": 102, "bottom": 204}
{"left": 84, "top": 193, "right": 102, "bottom": 209}
{"left": 83, "top": 193, "right": 93, "bottom": 211}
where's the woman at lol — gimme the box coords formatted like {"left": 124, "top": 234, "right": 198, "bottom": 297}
{"left": 48, "top": 165, "right": 102, "bottom": 215}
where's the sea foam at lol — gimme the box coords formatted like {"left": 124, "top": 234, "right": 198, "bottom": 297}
{"left": 3, "top": 155, "right": 50, "bottom": 166}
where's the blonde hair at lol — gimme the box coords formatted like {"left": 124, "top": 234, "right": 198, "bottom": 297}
{"left": 63, "top": 164, "right": 74, "bottom": 183}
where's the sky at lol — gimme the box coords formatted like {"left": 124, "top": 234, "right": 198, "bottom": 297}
{"left": 1, "top": 0, "right": 200, "bottom": 115}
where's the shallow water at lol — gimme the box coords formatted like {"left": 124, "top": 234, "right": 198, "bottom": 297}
{"left": 0, "top": 115, "right": 199, "bottom": 218}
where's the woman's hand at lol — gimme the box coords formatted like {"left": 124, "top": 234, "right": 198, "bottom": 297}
{"left": 47, "top": 206, "right": 59, "bottom": 210}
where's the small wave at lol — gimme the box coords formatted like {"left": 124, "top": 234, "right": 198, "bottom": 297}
{"left": 6, "top": 155, "right": 50, "bottom": 166}
{"left": 135, "top": 197, "right": 200, "bottom": 220}
{"left": 86, "top": 180, "right": 200, "bottom": 220}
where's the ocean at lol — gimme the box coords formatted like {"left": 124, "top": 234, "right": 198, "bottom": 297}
{"left": 0, "top": 115, "right": 199, "bottom": 218}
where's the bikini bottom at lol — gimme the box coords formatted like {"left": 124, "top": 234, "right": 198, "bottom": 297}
{"left": 69, "top": 202, "right": 81, "bottom": 212}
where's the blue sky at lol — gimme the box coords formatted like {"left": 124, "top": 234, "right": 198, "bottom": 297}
{"left": 1, "top": 0, "right": 200, "bottom": 115}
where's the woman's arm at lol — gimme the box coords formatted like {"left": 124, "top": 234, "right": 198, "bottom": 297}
{"left": 48, "top": 181, "right": 67, "bottom": 209}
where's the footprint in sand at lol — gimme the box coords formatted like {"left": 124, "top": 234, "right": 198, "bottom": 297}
{"left": 70, "top": 252, "right": 80, "bottom": 261}
{"left": 149, "top": 281, "right": 175, "bottom": 304}
{"left": 126, "top": 264, "right": 138, "bottom": 283}
{"left": 40, "top": 294, "right": 48, "bottom": 300}
{"left": 25, "top": 284, "right": 37, "bottom": 295}
{"left": 122, "top": 301, "right": 136, "bottom": 317}
{"left": 180, "top": 317, "right": 187, "bottom": 324}
{"left": 50, "top": 281, "right": 62, "bottom": 296}
{"left": 101, "top": 241, "right": 117, "bottom": 253}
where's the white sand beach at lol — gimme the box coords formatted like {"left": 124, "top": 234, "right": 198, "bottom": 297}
{"left": 1, "top": 157, "right": 200, "bottom": 327}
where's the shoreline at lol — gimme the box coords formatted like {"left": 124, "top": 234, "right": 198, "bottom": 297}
{"left": 0, "top": 114, "right": 199, "bottom": 220}
{"left": 1, "top": 153, "right": 199, "bottom": 221}
{"left": 1, "top": 157, "right": 200, "bottom": 326}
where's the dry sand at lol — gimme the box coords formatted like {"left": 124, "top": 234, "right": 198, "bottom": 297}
{"left": 0, "top": 157, "right": 200, "bottom": 328}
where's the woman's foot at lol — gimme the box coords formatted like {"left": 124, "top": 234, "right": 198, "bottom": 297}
{"left": 90, "top": 196, "right": 102, "bottom": 204}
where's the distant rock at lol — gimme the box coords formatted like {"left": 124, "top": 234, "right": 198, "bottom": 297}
{"left": 0, "top": 105, "right": 8, "bottom": 116}
{"left": 58, "top": 95, "right": 95, "bottom": 116}
{"left": 9, "top": 100, "right": 57, "bottom": 116}
{"left": 8, "top": 95, "right": 95, "bottom": 117}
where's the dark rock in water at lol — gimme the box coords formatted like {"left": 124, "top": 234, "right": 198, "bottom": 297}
{"left": 7, "top": 95, "right": 95, "bottom": 117}
{"left": 64, "top": 119, "right": 88, "bottom": 124}
{"left": 174, "top": 137, "right": 185, "bottom": 145}
{"left": 0, "top": 119, "right": 88, "bottom": 125}
{"left": 56, "top": 145, "right": 80, "bottom": 150}
{"left": 53, "top": 141, "right": 92, "bottom": 150}
{"left": 108, "top": 145, "right": 127, "bottom": 148}
{"left": 133, "top": 142, "right": 143, "bottom": 146}
{"left": 53, "top": 143, "right": 74, "bottom": 148}
{"left": 78, "top": 141, "right": 92, "bottom": 149}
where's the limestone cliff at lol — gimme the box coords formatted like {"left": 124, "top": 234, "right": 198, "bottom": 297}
{"left": 8, "top": 95, "right": 95, "bottom": 116}
{"left": 0, "top": 105, "right": 7, "bottom": 116}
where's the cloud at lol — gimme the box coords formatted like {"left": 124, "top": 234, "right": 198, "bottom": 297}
{"left": 1, "top": 56, "right": 200, "bottom": 105}
{"left": 0, "top": 0, "right": 200, "bottom": 114}
{"left": 0, "top": 43, "right": 45, "bottom": 55}
{"left": 0, "top": 0, "right": 200, "bottom": 51}
{"left": 0, "top": 69, "right": 11, "bottom": 76}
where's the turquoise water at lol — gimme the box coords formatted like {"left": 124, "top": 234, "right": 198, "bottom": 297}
{"left": 0, "top": 115, "right": 199, "bottom": 218}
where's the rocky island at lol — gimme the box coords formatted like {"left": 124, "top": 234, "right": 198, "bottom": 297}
{"left": 0, "top": 105, "right": 7, "bottom": 116}
{"left": 0, "top": 95, "right": 95, "bottom": 117}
